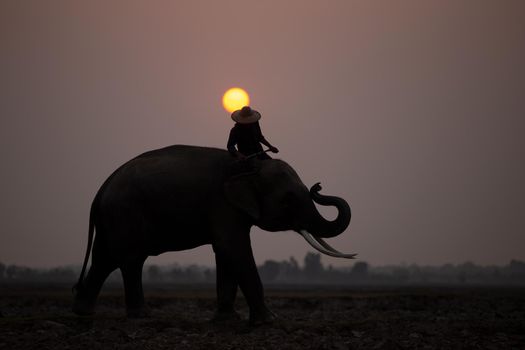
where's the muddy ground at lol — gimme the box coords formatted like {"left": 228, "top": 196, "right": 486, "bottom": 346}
{"left": 1, "top": 284, "right": 524, "bottom": 349}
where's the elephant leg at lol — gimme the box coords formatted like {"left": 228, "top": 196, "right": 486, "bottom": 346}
{"left": 212, "top": 253, "right": 240, "bottom": 322}
{"left": 213, "top": 234, "right": 276, "bottom": 326}
{"left": 234, "top": 247, "right": 276, "bottom": 326}
{"left": 73, "top": 259, "right": 115, "bottom": 316}
{"left": 120, "top": 258, "right": 149, "bottom": 318}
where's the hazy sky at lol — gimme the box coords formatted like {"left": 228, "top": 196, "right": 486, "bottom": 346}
{"left": 1, "top": 1, "right": 524, "bottom": 268}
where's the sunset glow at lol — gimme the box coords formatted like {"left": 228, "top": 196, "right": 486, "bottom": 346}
{"left": 222, "top": 87, "right": 250, "bottom": 113}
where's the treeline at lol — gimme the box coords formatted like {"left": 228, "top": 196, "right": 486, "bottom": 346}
{"left": 256, "top": 254, "right": 525, "bottom": 285}
{"left": 0, "top": 263, "right": 77, "bottom": 283}
{"left": 1, "top": 253, "right": 525, "bottom": 285}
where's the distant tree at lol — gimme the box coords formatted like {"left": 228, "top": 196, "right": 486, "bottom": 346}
{"left": 458, "top": 271, "right": 467, "bottom": 283}
{"left": 289, "top": 256, "right": 299, "bottom": 271}
{"left": 45, "top": 267, "right": 76, "bottom": 282}
{"left": 184, "top": 265, "right": 203, "bottom": 282}
{"left": 147, "top": 265, "right": 162, "bottom": 282}
{"left": 5, "top": 265, "right": 38, "bottom": 280}
{"left": 491, "top": 267, "right": 501, "bottom": 281}
{"left": 6, "top": 265, "right": 17, "bottom": 279}
{"left": 408, "top": 264, "right": 427, "bottom": 282}
{"left": 0, "top": 262, "right": 5, "bottom": 280}
{"left": 392, "top": 266, "right": 409, "bottom": 282}
{"left": 259, "top": 260, "right": 280, "bottom": 282}
{"left": 351, "top": 261, "right": 369, "bottom": 279}
{"left": 323, "top": 264, "right": 347, "bottom": 283}
{"left": 509, "top": 260, "right": 525, "bottom": 278}
{"left": 170, "top": 266, "right": 183, "bottom": 282}
{"left": 304, "top": 252, "right": 323, "bottom": 278}
{"left": 457, "top": 261, "right": 478, "bottom": 283}
{"left": 269, "top": 257, "right": 301, "bottom": 282}
{"left": 203, "top": 268, "right": 215, "bottom": 283}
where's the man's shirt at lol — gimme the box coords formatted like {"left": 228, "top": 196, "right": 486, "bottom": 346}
{"left": 227, "top": 121, "right": 265, "bottom": 156}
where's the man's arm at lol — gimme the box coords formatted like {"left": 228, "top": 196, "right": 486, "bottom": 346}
{"left": 260, "top": 137, "right": 278, "bottom": 153}
{"left": 227, "top": 127, "right": 246, "bottom": 158}
{"left": 227, "top": 128, "right": 237, "bottom": 154}
{"left": 256, "top": 122, "right": 279, "bottom": 153}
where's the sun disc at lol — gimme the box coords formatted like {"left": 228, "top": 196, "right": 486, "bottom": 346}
{"left": 222, "top": 87, "right": 250, "bottom": 113}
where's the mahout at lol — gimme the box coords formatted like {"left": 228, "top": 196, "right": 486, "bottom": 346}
{"left": 72, "top": 145, "right": 354, "bottom": 325}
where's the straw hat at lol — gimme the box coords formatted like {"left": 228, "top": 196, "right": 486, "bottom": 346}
{"left": 231, "top": 106, "right": 261, "bottom": 124}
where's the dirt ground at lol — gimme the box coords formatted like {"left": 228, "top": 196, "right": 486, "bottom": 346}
{"left": 1, "top": 284, "right": 524, "bottom": 350}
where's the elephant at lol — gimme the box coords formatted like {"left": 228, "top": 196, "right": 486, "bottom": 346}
{"left": 72, "top": 145, "right": 355, "bottom": 325}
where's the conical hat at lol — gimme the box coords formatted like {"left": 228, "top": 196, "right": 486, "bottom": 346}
{"left": 231, "top": 106, "right": 261, "bottom": 124}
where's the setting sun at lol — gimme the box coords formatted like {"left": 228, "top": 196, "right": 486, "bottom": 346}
{"left": 222, "top": 87, "right": 250, "bottom": 113}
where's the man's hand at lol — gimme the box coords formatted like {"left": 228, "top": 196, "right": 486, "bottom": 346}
{"left": 269, "top": 146, "right": 279, "bottom": 153}
{"left": 236, "top": 151, "right": 247, "bottom": 160}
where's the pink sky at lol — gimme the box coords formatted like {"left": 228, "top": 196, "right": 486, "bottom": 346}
{"left": 1, "top": 1, "right": 524, "bottom": 267}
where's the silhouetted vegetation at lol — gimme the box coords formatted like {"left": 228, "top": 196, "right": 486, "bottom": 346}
{"left": 0, "top": 264, "right": 76, "bottom": 283}
{"left": 1, "top": 255, "right": 524, "bottom": 285}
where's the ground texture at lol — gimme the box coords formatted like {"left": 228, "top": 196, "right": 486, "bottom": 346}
{"left": 1, "top": 284, "right": 524, "bottom": 349}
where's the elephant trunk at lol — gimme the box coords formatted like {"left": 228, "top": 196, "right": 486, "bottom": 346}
{"left": 297, "top": 183, "right": 356, "bottom": 259}
{"left": 306, "top": 182, "right": 351, "bottom": 238}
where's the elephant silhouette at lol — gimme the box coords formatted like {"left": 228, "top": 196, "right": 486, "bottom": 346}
{"left": 72, "top": 145, "right": 354, "bottom": 325}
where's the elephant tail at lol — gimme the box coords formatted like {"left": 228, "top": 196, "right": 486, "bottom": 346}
{"left": 72, "top": 199, "right": 96, "bottom": 293}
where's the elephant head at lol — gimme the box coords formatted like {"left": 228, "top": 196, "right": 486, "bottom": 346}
{"left": 224, "top": 159, "right": 356, "bottom": 259}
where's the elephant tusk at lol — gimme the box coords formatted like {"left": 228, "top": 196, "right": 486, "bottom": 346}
{"left": 299, "top": 230, "right": 334, "bottom": 257}
{"left": 299, "top": 230, "right": 357, "bottom": 259}
{"left": 312, "top": 235, "right": 357, "bottom": 259}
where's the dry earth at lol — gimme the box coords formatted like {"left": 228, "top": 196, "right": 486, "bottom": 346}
{"left": 1, "top": 284, "right": 524, "bottom": 349}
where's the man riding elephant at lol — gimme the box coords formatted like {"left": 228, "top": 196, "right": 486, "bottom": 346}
{"left": 227, "top": 106, "right": 279, "bottom": 160}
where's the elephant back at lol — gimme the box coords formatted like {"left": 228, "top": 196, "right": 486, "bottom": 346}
{"left": 96, "top": 145, "right": 233, "bottom": 211}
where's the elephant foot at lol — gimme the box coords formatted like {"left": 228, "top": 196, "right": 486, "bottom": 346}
{"left": 210, "top": 310, "right": 241, "bottom": 323}
{"left": 249, "top": 307, "right": 277, "bottom": 327}
{"left": 126, "top": 305, "right": 151, "bottom": 318}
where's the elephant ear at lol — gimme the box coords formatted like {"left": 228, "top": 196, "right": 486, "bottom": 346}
{"left": 224, "top": 174, "right": 260, "bottom": 221}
